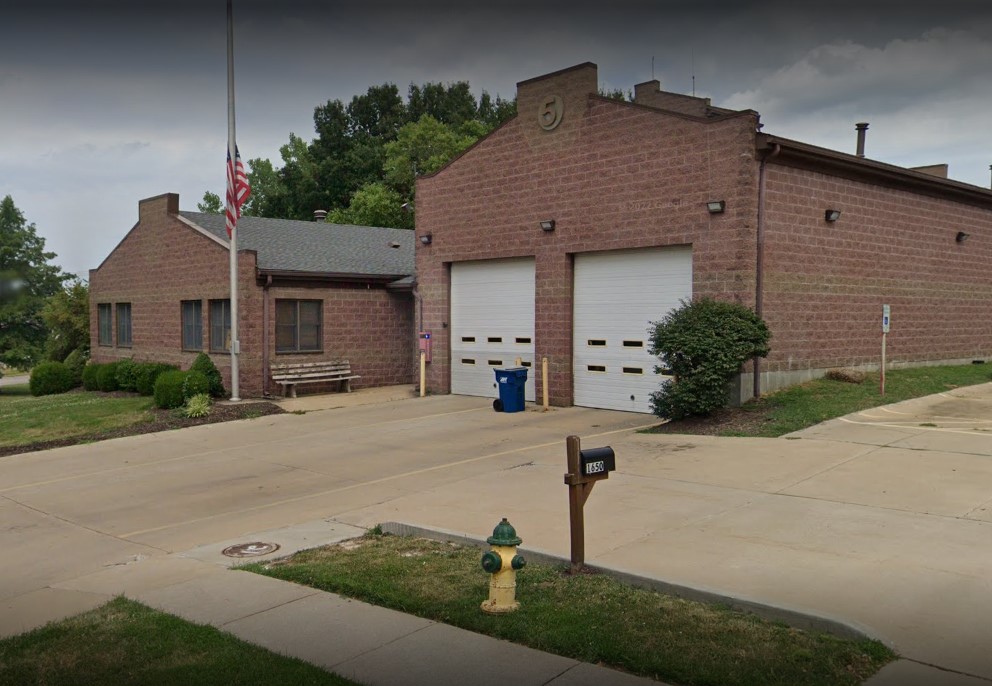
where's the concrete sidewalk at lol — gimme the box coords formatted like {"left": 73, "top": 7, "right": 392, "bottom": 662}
{"left": 49, "top": 519, "right": 663, "bottom": 686}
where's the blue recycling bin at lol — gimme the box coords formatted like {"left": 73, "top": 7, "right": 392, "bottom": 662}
{"left": 494, "top": 367, "right": 528, "bottom": 413}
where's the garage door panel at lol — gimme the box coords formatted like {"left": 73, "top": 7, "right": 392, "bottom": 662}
{"left": 573, "top": 247, "right": 691, "bottom": 413}
{"left": 451, "top": 259, "right": 536, "bottom": 401}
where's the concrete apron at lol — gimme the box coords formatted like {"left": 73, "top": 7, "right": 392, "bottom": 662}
{"left": 2, "top": 383, "right": 991, "bottom": 683}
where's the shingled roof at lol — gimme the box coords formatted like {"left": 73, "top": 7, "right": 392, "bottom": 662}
{"left": 179, "top": 211, "right": 414, "bottom": 281}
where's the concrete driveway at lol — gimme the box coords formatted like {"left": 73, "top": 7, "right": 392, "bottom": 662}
{"left": 0, "top": 396, "right": 650, "bottom": 632}
{"left": 3, "top": 383, "right": 992, "bottom": 684}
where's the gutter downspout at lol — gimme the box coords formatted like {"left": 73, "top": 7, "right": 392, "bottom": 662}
{"left": 412, "top": 284, "right": 423, "bottom": 383}
{"left": 262, "top": 274, "right": 272, "bottom": 396}
{"left": 754, "top": 143, "right": 780, "bottom": 400}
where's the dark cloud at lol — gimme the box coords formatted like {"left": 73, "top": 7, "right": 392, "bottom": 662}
{"left": 2, "top": 0, "right": 992, "bottom": 277}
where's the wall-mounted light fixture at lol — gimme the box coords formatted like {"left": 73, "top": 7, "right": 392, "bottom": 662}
{"left": 706, "top": 200, "right": 726, "bottom": 214}
{"left": 540, "top": 219, "right": 556, "bottom": 232}
{"left": 825, "top": 209, "right": 842, "bottom": 222}
{"left": 419, "top": 233, "right": 432, "bottom": 245}
{"left": 956, "top": 231, "right": 970, "bottom": 243}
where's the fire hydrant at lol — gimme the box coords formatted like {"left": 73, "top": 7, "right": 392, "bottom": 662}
{"left": 480, "top": 518, "right": 526, "bottom": 613}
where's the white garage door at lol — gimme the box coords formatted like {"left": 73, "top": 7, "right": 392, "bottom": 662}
{"left": 451, "top": 259, "right": 536, "bottom": 401}
{"left": 573, "top": 246, "right": 692, "bottom": 413}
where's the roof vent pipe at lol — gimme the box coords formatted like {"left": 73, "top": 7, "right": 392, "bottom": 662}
{"left": 313, "top": 209, "right": 328, "bottom": 222}
{"left": 855, "top": 122, "right": 869, "bottom": 158}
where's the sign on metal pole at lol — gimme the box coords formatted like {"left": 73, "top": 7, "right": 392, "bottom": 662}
{"left": 881, "top": 304, "right": 890, "bottom": 395}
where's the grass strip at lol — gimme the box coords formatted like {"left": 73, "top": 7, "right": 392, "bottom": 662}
{"left": 0, "top": 597, "right": 356, "bottom": 686}
{"left": 0, "top": 385, "right": 154, "bottom": 448}
{"left": 244, "top": 533, "right": 894, "bottom": 686}
{"left": 745, "top": 364, "right": 991, "bottom": 437}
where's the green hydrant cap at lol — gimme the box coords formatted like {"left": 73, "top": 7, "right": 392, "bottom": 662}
{"left": 487, "top": 517, "right": 522, "bottom": 546}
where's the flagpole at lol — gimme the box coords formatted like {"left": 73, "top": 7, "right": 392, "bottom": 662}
{"left": 227, "top": 0, "right": 241, "bottom": 402}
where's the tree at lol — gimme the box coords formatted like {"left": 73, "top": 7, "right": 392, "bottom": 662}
{"left": 42, "top": 279, "right": 89, "bottom": 361}
{"left": 326, "top": 183, "right": 412, "bottom": 230}
{"left": 0, "top": 195, "right": 68, "bottom": 370}
{"left": 243, "top": 157, "right": 287, "bottom": 218}
{"left": 383, "top": 115, "right": 477, "bottom": 200}
{"left": 477, "top": 91, "right": 517, "bottom": 130}
{"left": 407, "top": 82, "right": 477, "bottom": 129}
{"left": 197, "top": 191, "right": 222, "bottom": 214}
{"left": 346, "top": 84, "right": 406, "bottom": 139}
{"left": 237, "top": 78, "right": 516, "bottom": 224}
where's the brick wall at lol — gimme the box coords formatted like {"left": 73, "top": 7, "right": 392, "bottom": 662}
{"left": 416, "top": 63, "right": 760, "bottom": 405}
{"left": 264, "top": 283, "right": 414, "bottom": 394}
{"left": 90, "top": 193, "right": 415, "bottom": 398}
{"left": 89, "top": 194, "right": 264, "bottom": 394}
{"left": 761, "top": 164, "right": 992, "bottom": 382}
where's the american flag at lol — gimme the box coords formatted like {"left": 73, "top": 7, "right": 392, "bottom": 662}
{"left": 225, "top": 145, "right": 251, "bottom": 238}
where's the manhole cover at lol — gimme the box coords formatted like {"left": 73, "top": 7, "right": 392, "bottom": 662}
{"left": 222, "top": 542, "right": 280, "bottom": 558}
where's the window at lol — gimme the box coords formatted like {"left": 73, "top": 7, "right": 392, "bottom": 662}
{"left": 116, "top": 303, "right": 132, "bottom": 347}
{"left": 276, "top": 299, "right": 322, "bottom": 353}
{"left": 98, "top": 304, "right": 112, "bottom": 346}
{"left": 210, "top": 299, "right": 231, "bottom": 352}
{"left": 181, "top": 300, "right": 203, "bottom": 351}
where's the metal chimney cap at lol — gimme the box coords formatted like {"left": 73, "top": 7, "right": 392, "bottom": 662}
{"left": 313, "top": 209, "right": 328, "bottom": 222}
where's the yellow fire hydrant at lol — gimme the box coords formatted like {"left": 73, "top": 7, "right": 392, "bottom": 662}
{"left": 480, "top": 518, "right": 526, "bottom": 614}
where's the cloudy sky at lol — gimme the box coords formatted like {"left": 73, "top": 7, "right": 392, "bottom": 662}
{"left": 3, "top": 0, "right": 992, "bottom": 279}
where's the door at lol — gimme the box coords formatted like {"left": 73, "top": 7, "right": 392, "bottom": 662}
{"left": 573, "top": 246, "right": 692, "bottom": 413}
{"left": 450, "top": 258, "right": 536, "bottom": 401}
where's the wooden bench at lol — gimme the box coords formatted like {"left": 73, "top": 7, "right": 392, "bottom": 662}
{"left": 270, "top": 360, "right": 360, "bottom": 398}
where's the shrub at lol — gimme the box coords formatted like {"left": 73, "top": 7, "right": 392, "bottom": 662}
{"left": 189, "top": 353, "right": 225, "bottom": 398}
{"left": 96, "top": 361, "right": 121, "bottom": 392}
{"left": 29, "top": 362, "right": 75, "bottom": 396}
{"left": 181, "top": 393, "right": 212, "bottom": 418}
{"left": 649, "top": 298, "right": 770, "bottom": 420}
{"left": 62, "top": 348, "right": 88, "bottom": 387}
{"left": 135, "top": 363, "right": 178, "bottom": 396}
{"left": 153, "top": 370, "right": 187, "bottom": 409}
{"left": 82, "top": 363, "right": 102, "bottom": 391}
{"left": 182, "top": 370, "right": 210, "bottom": 399}
{"left": 115, "top": 358, "right": 140, "bottom": 392}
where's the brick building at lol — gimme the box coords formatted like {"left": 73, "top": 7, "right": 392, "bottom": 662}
{"left": 415, "top": 62, "right": 992, "bottom": 413}
{"left": 89, "top": 193, "right": 415, "bottom": 397}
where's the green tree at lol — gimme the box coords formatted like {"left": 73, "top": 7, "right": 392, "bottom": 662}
{"left": 346, "top": 84, "right": 406, "bottom": 139}
{"left": 197, "top": 191, "right": 223, "bottom": 214}
{"left": 0, "top": 195, "right": 68, "bottom": 370}
{"left": 383, "top": 115, "right": 477, "bottom": 199}
{"left": 42, "top": 279, "right": 89, "bottom": 361}
{"left": 243, "top": 157, "right": 287, "bottom": 218}
{"left": 326, "top": 183, "right": 412, "bottom": 230}
{"left": 477, "top": 91, "right": 517, "bottom": 130}
{"left": 599, "top": 87, "right": 633, "bottom": 102}
{"left": 407, "top": 82, "right": 477, "bottom": 129}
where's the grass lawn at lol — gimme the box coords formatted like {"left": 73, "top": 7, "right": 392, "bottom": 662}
{"left": 0, "top": 597, "right": 356, "bottom": 686}
{"left": 244, "top": 533, "right": 895, "bottom": 686}
{"left": 0, "top": 384, "right": 284, "bottom": 456}
{"left": 651, "top": 363, "right": 992, "bottom": 437}
{"left": 0, "top": 384, "right": 154, "bottom": 448}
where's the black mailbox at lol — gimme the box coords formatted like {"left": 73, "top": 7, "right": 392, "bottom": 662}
{"left": 579, "top": 446, "right": 615, "bottom": 478}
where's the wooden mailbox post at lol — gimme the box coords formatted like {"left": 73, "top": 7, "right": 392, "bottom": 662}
{"left": 564, "top": 435, "right": 615, "bottom": 573}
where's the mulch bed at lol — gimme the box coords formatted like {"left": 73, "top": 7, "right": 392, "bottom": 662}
{"left": 0, "top": 400, "right": 286, "bottom": 458}
{"left": 643, "top": 404, "right": 777, "bottom": 436}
